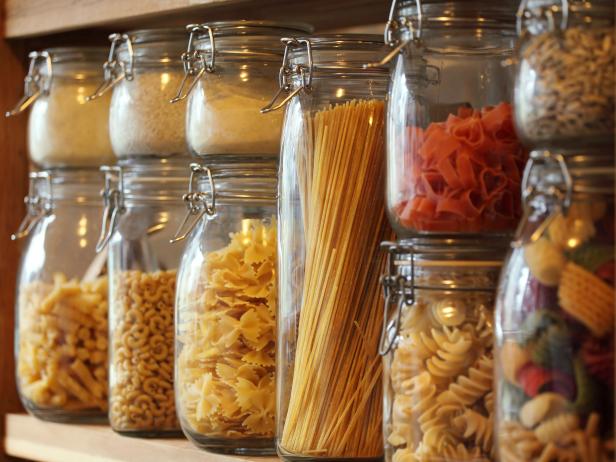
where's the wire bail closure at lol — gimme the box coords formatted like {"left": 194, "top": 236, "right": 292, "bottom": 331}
{"left": 517, "top": 0, "right": 570, "bottom": 36}
{"left": 260, "top": 37, "right": 313, "bottom": 113}
{"left": 96, "top": 166, "right": 125, "bottom": 252}
{"left": 379, "top": 242, "right": 415, "bottom": 356}
{"left": 512, "top": 150, "right": 573, "bottom": 248}
{"left": 170, "top": 163, "right": 217, "bottom": 243}
{"left": 87, "top": 33, "right": 135, "bottom": 101}
{"left": 6, "top": 51, "right": 53, "bottom": 117}
{"left": 12, "top": 171, "right": 53, "bottom": 241}
{"left": 170, "top": 24, "right": 216, "bottom": 103}
{"left": 365, "top": 0, "right": 423, "bottom": 69}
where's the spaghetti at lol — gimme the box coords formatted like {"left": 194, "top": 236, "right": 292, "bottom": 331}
{"left": 280, "top": 99, "right": 390, "bottom": 458}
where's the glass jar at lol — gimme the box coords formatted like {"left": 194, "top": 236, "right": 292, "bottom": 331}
{"left": 14, "top": 168, "right": 109, "bottom": 422}
{"left": 381, "top": 241, "right": 504, "bottom": 462}
{"left": 98, "top": 158, "right": 188, "bottom": 436}
{"left": 271, "top": 35, "right": 390, "bottom": 460}
{"left": 383, "top": 0, "right": 527, "bottom": 237}
{"left": 89, "top": 29, "right": 190, "bottom": 159}
{"left": 173, "top": 21, "right": 310, "bottom": 160}
{"left": 6, "top": 48, "right": 114, "bottom": 168}
{"left": 174, "top": 161, "right": 277, "bottom": 454}
{"left": 495, "top": 151, "right": 614, "bottom": 461}
{"left": 515, "top": 0, "right": 615, "bottom": 150}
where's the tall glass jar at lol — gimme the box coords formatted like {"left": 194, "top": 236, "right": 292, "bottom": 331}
{"left": 98, "top": 158, "right": 188, "bottom": 436}
{"left": 495, "top": 151, "right": 614, "bottom": 461}
{"left": 269, "top": 35, "right": 390, "bottom": 461}
{"left": 174, "top": 161, "right": 277, "bottom": 454}
{"left": 173, "top": 21, "right": 311, "bottom": 160}
{"left": 383, "top": 0, "right": 527, "bottom": 237}
{"left": 14, "top": 169, "right": 109, "bottom": 422}
{"left": 6, "top": 48, "right": 114, "bottom": 168}
{"left": 515, "top": 0, "right": 615, "bottom": 150}
{"left": 89, "top": 29, "right": 189, "bottom": 159}
{"left": 381, "top": 241, "right": 504, "bottom": 462}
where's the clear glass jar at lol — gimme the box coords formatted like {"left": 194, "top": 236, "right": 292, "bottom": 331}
{"left": 515, "top": 0, "right": 615, "bottom": 150}
{"left": 272, "top": 35, "right": 390, "bottom": 460}
{"left": 384, "top": 0, "right": 527, "bottom": 237}
{"left": 99, "top": 158, "right": 188, "bottom": 436}
{"left": 495, "top": 151, "right": 614, "bottom": 461}
{"left": 174, "top": 21, "right": 310, "bottom": 160}
{"left": 14, "top": 168, "right": 109, "bottom": 422}
{"left": 381, "top": 241, "right": 504, "bottom": 462}
{"left": 174, "top": 161, "right": 277, "bottom": 454}
{"left": 6, "top": 48, "right": 114, "bottom": 168}
{"left": 89, "top": 29, "right": 190, "bottom": 159}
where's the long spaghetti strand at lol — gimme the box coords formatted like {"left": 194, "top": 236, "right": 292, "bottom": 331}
{"left": 281, "top": 99, "right": 391, "bottom": 458}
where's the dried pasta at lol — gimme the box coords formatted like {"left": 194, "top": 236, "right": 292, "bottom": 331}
{"left": 17, "top": 273, "right": 108, "bottom": 414}
{"left": 109, "top": 270, "right": 178, "bottom": 432}
{"left": 279, "top": 99, "right": 390, "bottom": 458}
{"left": 176, "top": 219, "right": 277, "bottom": 440}
{"left": 386, "top": 266, "right": 497, "bottom": 461}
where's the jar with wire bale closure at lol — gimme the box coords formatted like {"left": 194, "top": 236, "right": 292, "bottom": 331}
{"left": 495, "top": 151, "right": 615, "bottom": 462}
{"left": 379, "top": 0, "right": 527, "bottom": 237}
{"left": 174, "top": 161, "right": 278, "bottom": 454}
{"left": 515, "top": 0, "right": 615, "bottom": 150}
{"left": 173, "top": 21, "right": 311, "bottom": 161}
{"left": 89, "top": 29, "right": 190, "bottom": 159}
{"left": 100, "top": 158, "right": 189, "bottom": 436}
{"left": 266, "top": 34, "right": 392, "bottom": 460}
{"left": 381, "top": 241, "right": 504, "bottom": 462}
{"left": 14, "top": 169, "right": 109, "bottom": 422}
{"left": 6, "top": 48, "right": 114, "bottom": 168}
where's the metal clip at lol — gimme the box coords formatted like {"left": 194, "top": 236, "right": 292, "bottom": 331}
{"left": 96, "top": 166, "right": 125, "bottom": 252}
{"left": 261, "top": 37, "right": 313, "bottom": 113}
{"left": 12, "top": 171, "right": 53, "bottom": 240}
{"left": 365, "top": 0, "right": 423, "bottom": 68}
{"left": 87, "top": 33, "right": 134, "bottom": 101}
{"left": 6, "top": 51, "right": 53, "bottom": 117}
{"left": 170, "top": 163, "right": 216, "bottom": 243}
{"left": 170, "top": 25, "right": 216, "bottom": 103}
{"left": 379, "top": 242, "right": 415, "bottom": 356}
{"left": 512, "top": 151, "right": 572, "bottom": 247}
{"left": 517, "top": 0, "right": 570, "bottom": 36}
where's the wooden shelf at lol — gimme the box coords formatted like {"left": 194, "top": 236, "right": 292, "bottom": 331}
{"left": 5, "top": 0, "right": 387, "bottom": 38}
{"left": 5, "top": 414, "right": 280, "bottom": 462}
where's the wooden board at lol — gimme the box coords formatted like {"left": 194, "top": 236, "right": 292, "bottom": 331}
{"left": 5, "top": 414, "right": 280, "bottom": 462}
{"left": 5, "top": 0, "right": 388, "bottom": 38}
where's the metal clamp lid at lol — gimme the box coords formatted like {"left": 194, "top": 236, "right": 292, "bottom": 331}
{"left": 365, "top": 0, "right": 423, "bottom": 68}
{"left": 170, "top": 25, "right": 216, "bottom": 103}
{"left": 12, "top": 171, "right": 53, "bottom": 240}
{"left": 260, "top": 38, "right": 313, "bottom": 113}
{"left": 379, "top": 242, "right": 415, "bottom": 356}
{"left": 6, "top": 51, "right": 53, "bottom": 117}
{"left": 96, "top": 166, "right": 125, "bottom": 252}
{"left": 517, "top": 0, "right": 570, "bottom": 36}
{"left": 170, "top": 163, "right": 216, "bottom": 243}
{"left": 87, "top": 33, "right": 135, "bottom": 101}
{"left": 512, "top": 150, "right": 572, "bottom": 247}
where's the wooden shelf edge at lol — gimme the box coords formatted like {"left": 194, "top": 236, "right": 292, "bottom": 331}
{"left": 4, "top": 0, "right": 387, "bottom": 38}
{"left": 5, "top": 414, "right": 280, "bottom": 462}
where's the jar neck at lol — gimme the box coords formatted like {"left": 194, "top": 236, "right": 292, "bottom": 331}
{"left": 116, "top": 158, "right": 190, "bottom": 204}
{"left": 46, "top": 167, "right": 105, "bottom": 204}
{"left": 519, "top": 0, "right": 614, "bottom": 36}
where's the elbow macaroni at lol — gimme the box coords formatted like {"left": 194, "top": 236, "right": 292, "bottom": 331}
{"left": 109, "top": 270, "right": 178, "bottom": 432}
{"left": 17, "top": 273, "right": 108, "bottom": 414}
{"left": 176, "top": 219, "right": 277, "bottom": 440}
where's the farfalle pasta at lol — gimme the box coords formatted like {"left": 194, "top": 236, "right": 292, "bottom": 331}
{"left": 384, "top": 263, "right": 500, "bottom": 461}
{"left": 17, "top": 273, "right": 108, "bottom": 417}
{"left": 176, "top": 220, "right": 276, "bottom": 444}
